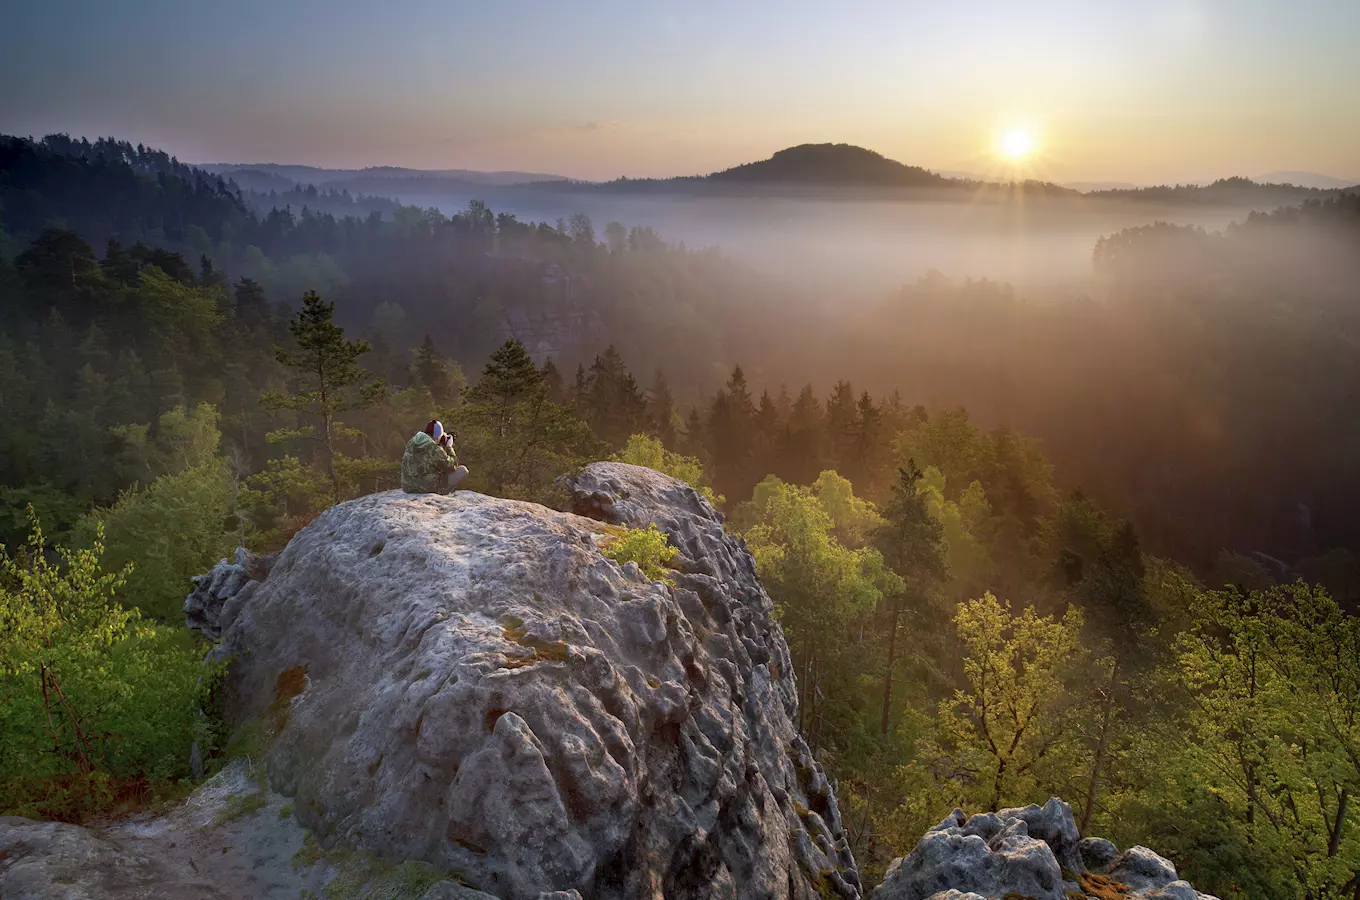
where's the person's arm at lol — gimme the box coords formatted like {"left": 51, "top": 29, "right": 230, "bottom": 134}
{"left": 440, "top": 437, "right": 458, "bottom": 468}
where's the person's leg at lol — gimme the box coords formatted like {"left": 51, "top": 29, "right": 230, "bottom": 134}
{"left": 446, "top": 465, "right": 469, "bottom": 490}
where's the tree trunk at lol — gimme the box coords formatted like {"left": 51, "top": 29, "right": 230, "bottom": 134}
{"left": 880, "top": 599, "right": 900, "bottom": 737}
{"left": 1330, "top": 789, "right": 1349, "bottom": 857}
{"left": 1081, "top": 657, "right": 1120, "bottom": 833}
{"left": 322, "top": 410, "right": 339, "bottom": 500}
{"left": 991, "top": 758, "right": 1006, "bottom": 812}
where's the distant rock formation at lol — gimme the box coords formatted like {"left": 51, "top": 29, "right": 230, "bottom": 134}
{"left": 191, "top": 462, "right": 859, "bottom": 900}
{"left": 873, "top": 798, "right": 1218, "bottom": 900}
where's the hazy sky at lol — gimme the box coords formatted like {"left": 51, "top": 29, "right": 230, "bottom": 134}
{"left": 2, "top": 0, "right": 1357, "bottom": 182}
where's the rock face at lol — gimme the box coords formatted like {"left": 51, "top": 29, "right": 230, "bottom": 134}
{"left": 184, "top": 546, "right": 275, "bottom": 641}
{"left": 201, "top": 462, "right": 860, "bottom": 900}
{"left": 873, "top": 799, "right": 1218, "bottom": 900}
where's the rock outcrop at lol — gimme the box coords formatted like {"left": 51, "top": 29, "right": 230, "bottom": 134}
{"left": 195, "top": 462, "right": 859, "bottom": 900}
{"left": 0, "top": 759, "right": 508, "bottom": 900}
{"left": 873, "top": 799, "right": 1218, "bottom": 900}
{"left": 184, "top": 546, "right": 276, "bottom": 641}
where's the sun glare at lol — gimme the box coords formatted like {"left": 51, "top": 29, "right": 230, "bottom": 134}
{"left": 999, "top": 128, "right": 1035, "bottom": 161}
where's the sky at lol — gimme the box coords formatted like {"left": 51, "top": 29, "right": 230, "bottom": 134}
{"left": 2, "top": 0, "right": 1358, "bottom": 183}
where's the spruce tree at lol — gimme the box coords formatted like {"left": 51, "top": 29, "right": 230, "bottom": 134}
{"left": 874, "top": 460, "right": 948, "bottom": 735}
{"left": 412, "top": 334, "right": 463, "bottom": 406}
{"left": 262, "top": 291, "right": 385, "bottom": 500}
{"left": 647, "top": 369, "right": 677, "bottom": 448}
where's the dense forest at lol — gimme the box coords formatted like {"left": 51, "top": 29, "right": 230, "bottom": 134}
{"left": 2, "top": 133, "right": 1360, "bottom": 898}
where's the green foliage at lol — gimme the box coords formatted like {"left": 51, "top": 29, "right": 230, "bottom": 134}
{"left": 744, "top": 473, "right": 893, "bottom": 754}
{"left": 600, "top": 524, "right": 678, "bottom": 584}
{"left": 262, "top": 290, "right": 386, "bottom": 500}
{"left": 612, "top": 433, "right": 721, "bottom": 504}
{"left": 931, "top": 593, "right": 1086, "bottom": 811}
{"left": 238, "top": 455, "right": 332, "bottom": 550}
{"left": 0, "top": 516, "right": 216, "bottom": 820}
{"left": 0, "top": 482, "right": 84, "bottom": 548}
{"left": 918, "top": 467, "right": 993, "bottom": 597}
{"left": 135, "top": 267, "right": 222, "bottom": 341}
{"left": 110, "top": 402, "right": 223, "bottom": 478}
{"left": 453, "top": 340, "right": 599, "bottom": 501}
{"left": 1111, "top": 584, "right": 1360, "bottom": 898}
{"left": 76, "top": 458, "right": 237, "bottom": 621}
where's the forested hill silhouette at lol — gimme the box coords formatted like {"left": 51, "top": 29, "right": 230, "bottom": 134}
{"left": 707, "top": 142, "right": 954, "bottom": 187}
{"left": 593, "top": 143, "right": 1078, "bottom": 196}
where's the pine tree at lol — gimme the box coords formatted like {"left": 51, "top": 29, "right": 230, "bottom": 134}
{"left": 581, "top": 346, "right": 649, "bottom": 449}
{"left": 541, "top": 359, "right": 566, "bottom": 404}
{"left": 570, "top": 363, "right": 588, "bottom": 409}
{"left": 706, "top": 366, "right": 757, "bottom": 503}
{"left": 825, "top": 380, "right": 858, "bottom": 473}
{"left": 262, "top": 291, "right": 385, "bottom": 500}
{"left": 779, "top": 384, "right": 827, "bottom": 485}
{"left": 752, "top": 390, "right": 782, "bottom": 482}
{"left": 873, "top": 460, "right": 948, "bottom": 735}
{"left": 412, "top": 334, "right": 463, "bottom": 406}
{"left": 101, "top": 239, "right": 138, "bottom": 286}
{"left": 232, "top": 277, "right": 271, "bottom": 332}
{"left": 458, "top": 339, "right": 596, "bottom": 498}
{"left": 681, "top": 407, "right": 706, "bottom": 461}
{"left": 850, "top": 390, "right": 884, "bottom": 496}
{"left": 647, "top": 369, "right": 677, "bottom": 448}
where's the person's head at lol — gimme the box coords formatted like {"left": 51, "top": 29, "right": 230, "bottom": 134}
{"left": 425, "top": 419, "right": 453, "bottom": 447}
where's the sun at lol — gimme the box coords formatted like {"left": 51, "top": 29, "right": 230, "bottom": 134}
{"left": 998, "top": 128, "right": 1035, "bottom": 161}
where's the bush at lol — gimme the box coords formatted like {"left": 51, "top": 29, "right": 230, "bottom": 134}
{"left": 612, "top": 433, "right": 722, "bottom": 505}
{"left": 0, "top": 515, "right": 217, "bottom": 820}
{"left": 75, "top": 459, "right": 238, "bottom": 621}
{"left": 600, "top": 524, "right": 678, "bottom": 584}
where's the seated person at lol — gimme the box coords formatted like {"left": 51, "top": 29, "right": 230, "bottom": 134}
{"left": 401, "top": 419, "right": 469, "bottom": 494}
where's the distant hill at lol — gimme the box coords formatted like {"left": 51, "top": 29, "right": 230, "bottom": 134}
{"left": 587, "top": 143, "right": 1079, "bottom": 197}
{"left": 198, "top": 162, "right": 571, "bottom": 190}
{"left": 1255, "top": 171, "right": 1359, "bottom": 190}
{"left": 706, "top": 143, "right": 955, "bottom": 188}
{"left": 1087, "top": 176, "right": 1352, "bottom": 205}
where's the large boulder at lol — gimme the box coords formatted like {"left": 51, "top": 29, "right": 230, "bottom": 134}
{"left": 873, "top": 799, "right": 1219, "bottom": 900}
{"left": 206, "top": 462, "right": 859, "bottom": 900}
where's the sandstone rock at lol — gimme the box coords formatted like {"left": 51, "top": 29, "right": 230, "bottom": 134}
{"left": 1109, "top": 846, "right": 1181, "bottom": 890}
{"left": 994, "top": 798, "right": 1081, "bottom": 874}
{"left": 0, "top": 762, "right": 331, "bottom": 899}
{"left": 420, "top": 883, "right": 502, "bottom": 900}
{"left": 873, "top": 799, "right": 1219, "bottom": 900}
{"left": 1078, "top": 837, "right": 1119, "bottom": 871}
{"left": 184, "top": 547, "right": 274, "bottom": 641}
{"left": 208, "top": 462, "right": 858, "bottom": 900}
{"left": 0, "top": 760, "right": 530, "bottom": 900}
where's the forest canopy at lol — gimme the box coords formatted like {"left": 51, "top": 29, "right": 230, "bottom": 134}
{"left": 3, "top": 131, "right": 1360, "bottom": 896}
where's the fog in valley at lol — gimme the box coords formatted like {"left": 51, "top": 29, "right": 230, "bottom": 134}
{"left": 6, "top": 1, "right": 1360, "bottom": 892}
{"left": 333, "top": 183, "right": 1261, "bottom": 297}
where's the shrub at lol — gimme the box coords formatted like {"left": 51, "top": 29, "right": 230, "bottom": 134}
{"left": 0, "top": 514, "right": 217, "bottom": 820}
{"left": 75, "top": 459, "right": 238, "bottom": 621}
{"left": 600, "top": 524, "right": 678, "bottom": 584}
